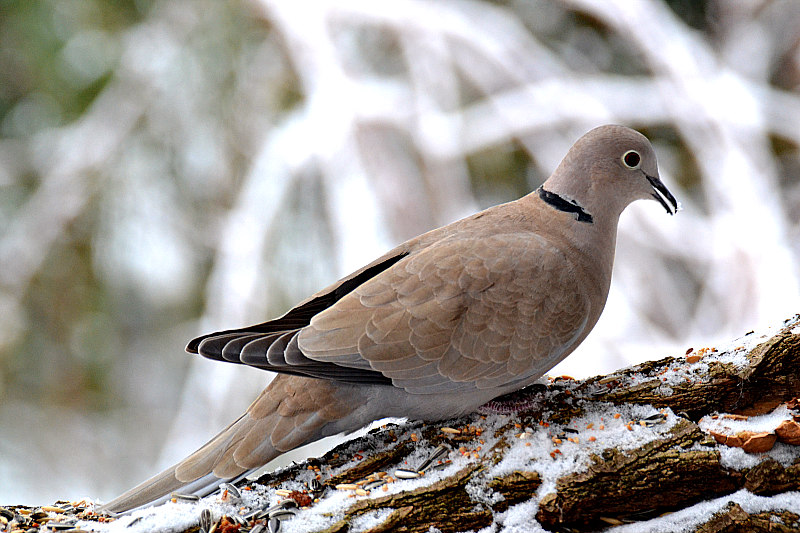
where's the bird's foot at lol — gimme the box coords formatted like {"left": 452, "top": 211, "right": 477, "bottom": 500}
{"left": 478, "top": 384, "right": 547, "bottom": 414}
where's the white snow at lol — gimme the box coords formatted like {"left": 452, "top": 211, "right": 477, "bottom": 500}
{"left": 696, "top": 405, "right": 800, "bottom": 470}
{"left": 606, "top": 489, "right": 800, "bottom": 533}
{"left": 44, "top": 314, "right": 800, "bottom": 532}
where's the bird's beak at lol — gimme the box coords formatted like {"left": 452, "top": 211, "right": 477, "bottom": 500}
{"left": 645, "top": 174, "right": 678, "bottom": 215}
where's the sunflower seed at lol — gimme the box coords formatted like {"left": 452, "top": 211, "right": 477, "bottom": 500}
{"left": 394, "top": 469, "right": 421, "bottom": 479}
{"left": 219, "top": 483, "right": 241, "bottom": 499}
{"left": 249, "top": 510, "right": 267, "bottom": 521}
{"left": 362, "top": 480, "right": 386, "bottom": 491}
{"left": 268, "top": 517, "right": 280, "bottom": 533}
{"left": 171, "top": 492, "right": 200, "bottom": 502}
{"left": 250, "top": 499, "right": 298, "bottom": 521}
{"left": 126, "top": 517, "right": 143, "bottom": 528}
{"left": 200, "top": 509, "right": 212, "bottom": 531}
{"left": 418, "top": 444, "right": 450, "bottom": 472}
{"left": 268, "top": 509, "right": 297, "bottom": 521}
{"left": 251, "top": 524, "right": 266, "bottom": 533}
{"left": 309, "top": 478, "right": 324, "bottom": 495}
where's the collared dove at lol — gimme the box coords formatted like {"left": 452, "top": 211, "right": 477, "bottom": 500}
{"left": 101, "top": 124, "right": 677, "bottom": 513}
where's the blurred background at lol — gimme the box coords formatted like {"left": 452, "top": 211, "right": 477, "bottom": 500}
{"left": 1, "top": 0, "right": 799, "bottom": 505}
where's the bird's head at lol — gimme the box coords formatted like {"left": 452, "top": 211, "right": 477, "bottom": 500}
{"left": 543, "top": 125, "right": 679, "bottom": 220}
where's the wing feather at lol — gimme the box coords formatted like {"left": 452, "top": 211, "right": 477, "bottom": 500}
{"left": 191, "top": 207, "right": 593, "bottom": 396}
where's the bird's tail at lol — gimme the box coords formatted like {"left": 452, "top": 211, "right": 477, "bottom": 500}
{"left": 99, "top": 374, "right": 370, "bottom": 514}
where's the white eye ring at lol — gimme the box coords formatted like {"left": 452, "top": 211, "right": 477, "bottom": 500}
{"left": 622, "top": 150, "right": 641, "bottom": 169}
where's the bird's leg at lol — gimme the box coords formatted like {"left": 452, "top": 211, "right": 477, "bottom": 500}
{"left": 477, "top": 384, "right": 549, "bottom": 414}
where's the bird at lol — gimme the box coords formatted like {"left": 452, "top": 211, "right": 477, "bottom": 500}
{"left": 100, "top": 124, "right": 677, "bottom": 513}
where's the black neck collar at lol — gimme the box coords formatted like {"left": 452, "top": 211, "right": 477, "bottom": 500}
{"left": 537, "top": 187, "right": 593, "bottom": 223}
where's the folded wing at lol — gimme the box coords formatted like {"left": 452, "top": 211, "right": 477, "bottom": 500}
{"left": 194, "top": 229, "right": 590, "bottom": 395}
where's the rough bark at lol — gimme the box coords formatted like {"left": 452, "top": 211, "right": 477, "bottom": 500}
{"left": 4, "top": 317, "right": 800, "bottom": 532}
{"left": 245, "top": 316, "right": 800, "bottom": 532}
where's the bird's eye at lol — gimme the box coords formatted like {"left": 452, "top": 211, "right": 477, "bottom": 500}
{"left": 622, "top": 150, "right": 641, "bottom": 169}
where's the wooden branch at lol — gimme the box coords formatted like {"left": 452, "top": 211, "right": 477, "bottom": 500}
{"left": 237, "top": 316, "right": 800, "bottom": 532}
{"left": 4, "top": 317, "right": 799, "bottom": 533}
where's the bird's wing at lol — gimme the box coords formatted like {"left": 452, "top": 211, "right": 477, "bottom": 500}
{"left": 185, "top": 246, "right": 411, "bottom": 356}
{"left": 298, "top": 231, "right": 591, "bottom": 393}
{"left": 197, "top": 227, "right": 591, "bottom": 393}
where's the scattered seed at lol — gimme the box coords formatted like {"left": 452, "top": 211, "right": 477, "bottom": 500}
{"left": 268, "top": 517, "right": 280, "bottom": 533}
{"left": 394, "top": 469, "right": 421, "bottom": 479}
{"left": 355, "top": 489, "right": 369, "bottom": 496}
{"left": 722, "top": 414, "right": 749, "bottom": 421}
{"left": 363, "top": 480, "right": 386, "bottom": 491}
{"left": 40, "top": 507, "right": 66, "bottom": 515}
{"left": 418, "top": 444, "right": 451, "bottom": 472}
{"left": 281, "top": 497, "right": 298, "bottom": 509}
{"left": 200, "top": 509, "right": 212, "bottom": 532}
{"left": 219, "top": 483, "right": 241, "bottom": 500}
{"left": 335, "top": 484, "right": 358, "bottom": 491}
{"left": 275, "top": 489, "right": 292, "bottom": 497}
{"left": 249, "top": 499, "right": 299, "bottom": 521}
{"left": 440, "top": 427, "right": 460, "bottom": 434}
{"left": 613, "top": 413, "right": 621, "bottom": 419}
{"left": 589, "top": 436, "right": 596, "bottom": 442}
{"left": 268, "top": 509, "right": 297, "bottom": 521}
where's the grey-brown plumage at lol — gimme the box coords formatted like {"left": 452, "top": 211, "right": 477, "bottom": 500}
{"left": 101, "top": 125, "right": 677, "bottom": 513}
